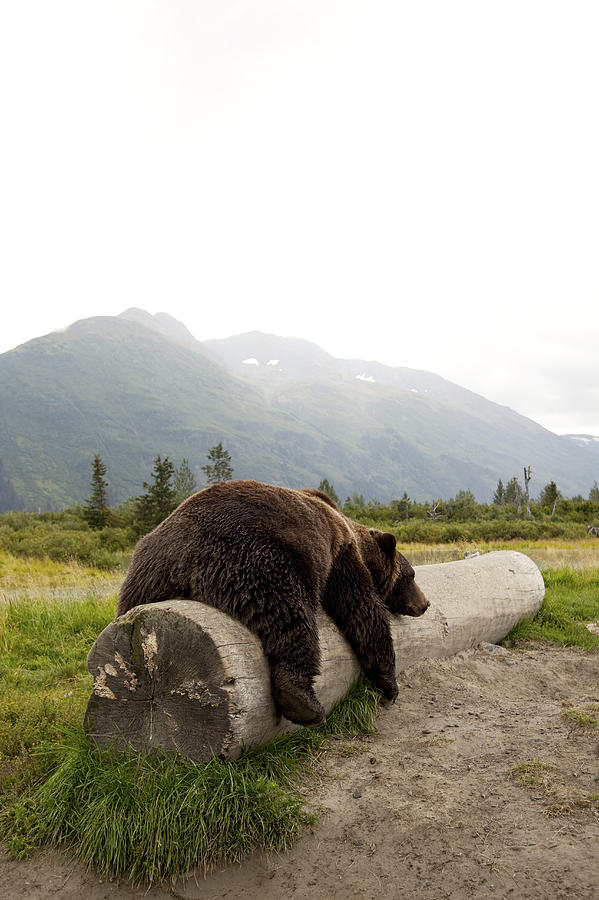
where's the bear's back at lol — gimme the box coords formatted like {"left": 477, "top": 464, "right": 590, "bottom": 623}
{"left": 177, "top": 480, "right": 349, "bottom": 544}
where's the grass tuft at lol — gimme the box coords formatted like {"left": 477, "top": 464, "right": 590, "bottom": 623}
{"left": 511, "top": 758, "right": 558, "bottom": 788}
{"left": 1, "top": 680, "right": 380, "bottom": 882}
{"left": 562, "top": 704, "right": 599, "bottom": 731}
{"left": 0, "top": 588, "right": 381, "bottom": 884}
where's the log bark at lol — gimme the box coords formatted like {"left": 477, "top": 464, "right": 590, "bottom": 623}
{"left": 84, "top": 550, "right": 544, "bottom": 761}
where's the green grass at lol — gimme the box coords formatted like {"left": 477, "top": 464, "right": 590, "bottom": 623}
{"left": 506, "top": 567, "right": 599, "bottom": 650}
{"left": 2, "top": 562, "right": 598, "bottom": 883}
{"left": 0, "top": 594, "right": 116, "bottom": 801}
{"left": 1, "top": 682, "right": 380, "bottom": 882}
{"left": 0, "top": 590, "right": 381, "bottom": 882}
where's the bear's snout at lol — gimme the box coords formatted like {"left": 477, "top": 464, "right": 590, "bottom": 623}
{"left": 403, "top": 581, "right": 429, "bottom": 617}
{"left": 384, "top": 576, "right": 429, "bottom": 617}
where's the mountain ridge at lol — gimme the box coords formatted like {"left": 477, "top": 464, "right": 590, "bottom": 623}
{"left": 0, "top": 311, "right": 597, "bottom": 511}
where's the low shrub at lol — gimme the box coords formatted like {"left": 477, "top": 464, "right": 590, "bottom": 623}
{"left": 0, "top": 526, "right": 127, "bottom": 569}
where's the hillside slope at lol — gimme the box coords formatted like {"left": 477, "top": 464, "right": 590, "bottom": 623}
{"left": 0, "top": 314, "right": 597, "bottom": 510}
{"left": 205, "top": 332, "right": 599, "bottom": 502}
{"left": 0, "top": 317, "right": 328, "bottom": 509}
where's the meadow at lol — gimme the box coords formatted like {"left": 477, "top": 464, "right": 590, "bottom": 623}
{"left": 400, "top": 537, "right": 599, "bottom": 569}
{"left": 1, "top": 538, "right": 598, "bottom": 882}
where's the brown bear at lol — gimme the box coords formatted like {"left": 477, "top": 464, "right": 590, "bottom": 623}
{"left": 116, "top": 480, "right": 428, "bottom": 725}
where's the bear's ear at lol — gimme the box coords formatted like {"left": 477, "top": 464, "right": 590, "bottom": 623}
{"left": 377, "top": 532, "right": 397, "bottom": 558}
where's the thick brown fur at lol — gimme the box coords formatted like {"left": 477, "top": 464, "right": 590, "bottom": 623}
{"left": 116, "top": 480, "right": 428, "bottom": 725}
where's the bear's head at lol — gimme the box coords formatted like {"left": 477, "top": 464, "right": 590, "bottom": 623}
{"left": 385, "top": 551, "right": 429, "bottom": 616}
{"left": 364, "top": 528, "right": 429, "bottom": 617}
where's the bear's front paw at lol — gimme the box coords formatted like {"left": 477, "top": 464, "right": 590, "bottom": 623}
{"left": 370, "top": 671, "right": 399, "bottom": 704}
{"left": 276, "top": 685, "right": 326, "bottom": 726}
{"left": 271, "top": 667, "right": 326, "bottom": 726}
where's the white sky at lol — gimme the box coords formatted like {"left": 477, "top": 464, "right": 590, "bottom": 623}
{"left": 1, "top": 1, "right": 598, "bottom": 435}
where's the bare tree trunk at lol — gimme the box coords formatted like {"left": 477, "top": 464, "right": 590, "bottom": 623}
{"left": 428, "top": 500, "right": 441, "bottom": 520}
{"left": 523, "top": 466, "right": 532, "bottom": 517}
{"left": 85, "top": 551, "right": 545, "bottom": 761}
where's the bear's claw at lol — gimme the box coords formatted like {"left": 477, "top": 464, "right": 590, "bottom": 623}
{"left": 272, "top": 670, "right": 326, "bottom": 725}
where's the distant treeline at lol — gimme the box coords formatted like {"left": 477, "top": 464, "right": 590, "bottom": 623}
{"left": 340, "top": 488, "right": 599, "bottom": 544}
{"left": 1, "top": 482, "right": 598, "bottom": 569}
{"left": 0, "top": 454, "right": 598, "bottom": 568}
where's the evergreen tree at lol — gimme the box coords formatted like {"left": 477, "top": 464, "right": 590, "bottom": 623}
{"left": 318, "top": 478, "right": 340, "bottom": 506}
{"left": 201, "top": 443, "right": 234, "bottom": 485}
{"left": 174, "top": 458, "right": 198, "bottom": 504}
{"left": 135, "top": 455, "right": 177, "bottom": 533}
{"left": 493, "top": 479, "right": 505, "bottom": 505}
{"left": 84, "top": 455, "right": 110, "bottom": 529}
{"left": 504, "top": 476, "right": 522, "bottom": 513}
{"left": 539, "top": 481, "right": 559, "bottom": 508}
{"left": 590, "top": 481, "right": 599, "bottom": 503}
{"left": 446, "top": 489, "right": 478, "bottom": 521}
{"left": 391, "top": 491, "right": 411, "bottom": 520}
{"left": 539, "top": 480, "right": 561, "bottom": 516}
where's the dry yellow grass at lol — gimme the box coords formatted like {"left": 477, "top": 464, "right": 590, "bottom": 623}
{"left": 0, "top": 550, "right": 122, "bottom": 602}
{"left": 399, "top": 539, "right": 599, "bottom": 570}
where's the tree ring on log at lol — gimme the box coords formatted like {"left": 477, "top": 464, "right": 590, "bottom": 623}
{"left": 85, "top": 601, "right": 239, "bottom": 758}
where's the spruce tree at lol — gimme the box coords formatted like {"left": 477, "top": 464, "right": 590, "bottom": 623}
{"left": 84, "top": 455, "right": 110, "bottom": 529}
{"left": 174, "top": 458, "right": 198, "bottom": 504}
{"left": 135, "top": 455, "right": 177, "bottom": 533}
{"left": 392, "top": 491, "right": 411, "bottom": 520}
{"left": 590, "top": 481, "right": 599, "bottom": 503}
{"left": 318, "top": 478, "right": 340, "bottom": 506}
{"left": 539, "top": 481, "right": 561, "bottom": 516}
{"left": 493, "top": 479, "right": 505, "bottom": 505}
{"left": 201, "top": 443, "right": 234, "bottom": 485}
{"left": 504, "top": 477, "right": 522, "bottom": 513}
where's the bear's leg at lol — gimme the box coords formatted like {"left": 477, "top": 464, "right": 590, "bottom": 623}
{"left": 199, "top": 564, "right": 326, "bottom": 726}
{"left": 251, "top": 594, "right": 325, "bottom": 725}
{"left": 322, "top": 545, "right": 398, "bottom": 703}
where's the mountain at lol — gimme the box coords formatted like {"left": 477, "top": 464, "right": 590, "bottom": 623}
{"left": 204, "top": 331, "right": 599, "bottom": 500}
{"left": 119, "top": 307, "right": 201, "bottom": 351}
{"left": 0, "top": 315, "right": 329, "bottom": 510}
{"left": 0, "top": 313, "right": 597, "bottom": 511}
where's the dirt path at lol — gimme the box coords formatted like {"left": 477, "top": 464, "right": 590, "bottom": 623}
{"left": 2, "top": 644, "right": 598, "bottom": 900}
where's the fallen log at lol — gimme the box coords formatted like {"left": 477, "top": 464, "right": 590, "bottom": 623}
{"left": 84, "top": 550, "right": 544, "bottom": 761}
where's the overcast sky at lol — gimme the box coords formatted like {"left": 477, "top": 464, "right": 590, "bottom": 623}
{"left": 1, "top": 1, "right": 598, "bottom": 435}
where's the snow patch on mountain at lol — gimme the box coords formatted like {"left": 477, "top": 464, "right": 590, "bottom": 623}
{"left": 356, "top": 373, "right": 376, "bottom": 383}
{"left": 242, "top": 358, "right": 259, "bottom": 366}
{"left": 566, "top": 434, "right": 599, "bottom": 446}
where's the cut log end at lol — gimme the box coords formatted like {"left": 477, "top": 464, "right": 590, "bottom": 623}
{"left": 84, "top": 551, "right": 544, "bottom": 760}
{"left": 85, "top": 604, "right": 239, "bottom": 758}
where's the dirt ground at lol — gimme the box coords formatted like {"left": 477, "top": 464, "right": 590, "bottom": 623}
{"left": 2, "top": 643, "right": 598, "bottom": 900}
